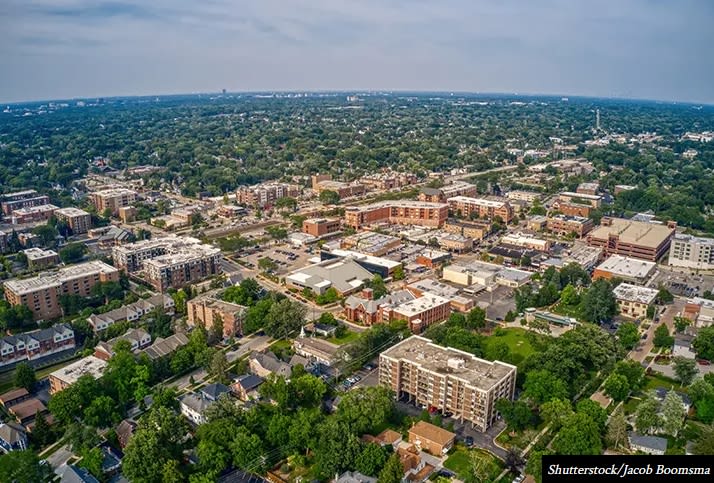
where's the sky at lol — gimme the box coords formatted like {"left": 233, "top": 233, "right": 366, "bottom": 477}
{"left": 1, "top": 0, "right": 713, "bottom": 104}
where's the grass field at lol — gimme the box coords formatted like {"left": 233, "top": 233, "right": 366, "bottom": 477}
{"left": 484, "top": 328, "right": 536, "bottom": 361}
{"left": 643, "top": 374, "right": 687, "bottom": 393}
{"left": 326, "top": 330, "right": 360, "bottom": 345}
{"left": 444, "top": 446, "right": 502, "bottom": 481}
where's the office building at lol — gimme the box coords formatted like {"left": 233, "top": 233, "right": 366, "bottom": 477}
{"left": 340, "top": 232, "right": 402, "bottom": 257}
{"left": 3, "top": 261, "right": 120, "bottom": 320}
{"left": 10, "top": 204, "right": 58, "bottom": 224}
{"left": 23, "top": 248, "right": 60, "bottom": 270}
{"left": 668, "top": 233, "right": 714, "bottom": 270}
{"left": 593, "top": 255, "right": 657, "bottom": 285}
{"left": 1, "top": 191, "right": 51, "bottom": 217}
{"left": 187, "top": 291, "right": 246, "bottom": 338}
{"left": 90, "top": 188, "right": 137, "bottom": 216}
{"left": 344, "top": 201, "right": 449, "bottom": 229}
{"left": 446, "top": 196, "right": 514, "bottom": 223}
{"left": 443, "top": 219, "right": 491, "bottom": 241}
{"left": 54, "top": 207, "right": 92, "bottom": 234}
{"left": 587, "top": 217, "right": 676, "bottom": 261}
{"left": 49, "top": 355, "right": 107, "bottom": 394}
{"left": 545, "top": 214, "right": 593, "bottom": 238}
{"left": 501, "top": 232, "right": 551, "bottom": 252}
{"left": 236, "top": 182, "right": 301, "bottom": 207}
{"left": 613, "top": 283, "right": 659, "bottom": 319}
{"left": 302, "top": 218, "right": 341, "bottom": 237}
{"left": 379, "top": 336, "right": 517, "bottom": 431}
{"left": 0, "top": 323, "right": 75, "bottom": 369}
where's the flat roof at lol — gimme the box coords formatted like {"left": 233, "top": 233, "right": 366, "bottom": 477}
{"left": 560, "top": 191, "right": 602, "bottom": 200}
{"left": 50, "top": 355, "right": 107, "bottom": 385}
{"left": 55, "top": 207, "right": 90, "bottom": 217}
{"left": 23, "top": 247, "right": 58, "bottom": 260}
{"left": 3, "top": 261, "right": 118, "bottom": 295}
{"left": 328, "top": 249, "right": 401, "bottom": 269}
{"left": 93, "top": 187, "right": 136, "bottom": 196}
{"left": 673, "top": 233, "right": 714, "bottom": 246}
{"left": 589, "top": 218, "right": 674, "bottom": 248}
{"left": 346, "top": 200, "right": 448, "bottom": 212}
{"left": 596, "top": 255, "right": 656, "bottom": 280}
{"left": 613, "top": 283, "right": 658, "bottom": 305}
{"left": 11, "top": 204, "right": 58, "bottom": 215}
{"left": 381, "top": 336, "right": 516, "bottom": 392}
{"left": 447, "top": 196, "right": 507, "bottom": 208}
{"left": 392, "top": 293, "right": 451, "bottom": 317}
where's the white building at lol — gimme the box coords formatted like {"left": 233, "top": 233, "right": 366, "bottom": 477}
{"left": 668, "top": 233, "right": 714, "bottom": 270}
{"left": 613, "top": 283, "right": 658, "bottom": 319}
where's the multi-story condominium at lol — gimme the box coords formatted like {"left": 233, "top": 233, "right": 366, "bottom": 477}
{"left": 3, "top": 261, "right": 120, "bottom": 320}
{"left": 360, "top": 171, "right": 418, "bottom": 190}
{"left": 447, "top": 196, "right": 514, "bottom": 223}
{"left": 668, "top": 233, "right": 714, "bottom": 270}
{"left": 419, "top": 182, "right": 478, "bottom": 203}
{"left": 379, "top": 336, "right": 517, "bottom": 431}
{"left": 501, "top": 232, "right": 551, "bottom": 252}
{"left": 89, "top": 188, "right": 137, "bottom": 216}
{"left": 505, "top": 190, "right": 541, "bottom": 203}
{"left": 587, "top": 217, "right": 676, "bottom": 261}
{"left": 593, "top": 255, "right": 656, "bottom": 285}
{"left": 187, "top": 290, "right": 246, "bottom": 338}
{"left": 87, "top": 294, "right": 175, "bottom": 332}
{"left": 142, "top": 248, "right": 222, "bottom": 292}
{"left": 0, "top": 324, "right": 75, "bottom": 369}
{"left": 54, "top": 207, "right": 92, "bottom": 234}
{"left": 49, "top": 356, "right": 107, "bottom": 394}
{"left": 311, "top": 174, "right": 366, "bottom": 200}
{"left": 555, "top": 202, "right": 592, "bottom": 218}
{"left": 23, "top": 248, "right": 60, "bottom": 270}
{"left": 576, "top": 182, "right": 600, "bottom": 196}
{"left": 386, "top": 293, "right": 452, "bottom": 333}
{"left": 613, "top": 283, "right": 659, "bottom": 319}
{"left": 344, "top": 201, "right": 449, "bottom": 229}
{"left": 236, "top": 182, "right": 301, "bottom": 207}
{"left": 10, "top": 204, "right": 58, "bottom": 225}
{"left": 443, "top": 219, "right": 491, "bottom": 241}
{"left": 546, "top": 214, "right": 594, "bottom": 237}
{"left": 1, "top": 190, "right": 51, "bottom": 217}
{"left": 112, "top": 236, "right": 217, "bottom": 272}
{"left": 302, "top": 218, "right": 341, "bottom": 237}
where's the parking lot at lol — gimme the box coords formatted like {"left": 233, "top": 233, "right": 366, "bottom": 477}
{"left": 473, "top": 285, "right": 517, "bottom": 321}
{"left": 242, "top": 244, "right": 314, "bottom": 275}
{"left": 338, "top": 363, "right": 379, "bottom": 392}
{"left": 650, "top": 267, "right": 714, "bottom": 298}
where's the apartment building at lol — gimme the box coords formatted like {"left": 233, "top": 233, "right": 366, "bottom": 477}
{"left": 419, "top": 182, "right": 478, "bottom": 203}
{"left": 555, "top": 202, "right": 592, "bottom": 218}
{"left": 54, "top": 207, "right": 92, "bottom": 234}
{"left": 236, "top": 182, "right": 301, "bottom": 207}
{"left": 587, "top": 217, "right": 676, "bottom": 261}
{"left": 379, "top": 336, "right": 517, "bottom": 431}
{"left": 23, "top": 248, "right": 60, "bottom": 270}
{"left": 302, "top": 218, "right": 341, "bottom": 237}
{"left": 443, "top": 219, "right": 491, "bottom": 241}
{"left": 576, "top": 182, "right": 600, "bottom": 196}
{"left": 557, "top": 191, "right": 602, "bottom": 208}
{"left": 360, "top": 171, "right": 418, "bottom": 190}
{"left": 11, "top": 204, "right": 58, "bottom": 224}
{"left": 668, "top": 233, "right": 714, "bottom": 270}
{"left": 187, "top": 291, "right": 246, "bottom": 338}
{"left": 344, "top": 201, "right": 449, "bottom": 230}
{"left": 94, "top": 328, "right": 152, "bottom": 361}
{"left": 1, "top": 191, "right": 51, "bottom": 217}
{"left": 311, "top": 174, "right": 366, "bottom": 199}
{"left": 546, "top": 215, "right": 594, "bottom": 237}
{"left": 87, "top": 294, "right": 174, "bottom": 332}
{"left": 49, "top": 355, "right": 107, "bottom": 394}
{"left": 90, "top": 188, "right": 137, "bottom": 216}
{"left": 593, "top": 255, "right": 656, "bottom": 285}
{"left": 3, "top": 261, "right": 120, "bottom": 320}
{"left": 501, "top": 232, "right": 551, "bottom": 252}
{"left": 505, "top": 190, "right": 541, "bottom": 203}
{"left": 613, "top": 283, "right": 659, "bottom": 319}
{"left": 386, "top": 294, "right": 452, "bottom": 333}
{"left": 446, "top": 196, "right": 514, "bottom": 223}
{"left": 0, "top": 324, "right": 75, "bottom": 369}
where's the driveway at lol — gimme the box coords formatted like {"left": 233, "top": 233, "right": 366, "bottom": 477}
{"left": 226, "top": 335, "right": 271, "bottom": 363}
{"left": 46, "top": 444, "right": 74, "bottom": 473}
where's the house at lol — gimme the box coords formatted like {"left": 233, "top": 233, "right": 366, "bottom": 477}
{"left": 0, "top": 388, "right": 30, "bottom": 408}
{"left": 8, "top": 398, "right": 47, "bottom": 425}
{"left": 654, "top": 388, "right": 692, "bottom": 412}
{"left": 362, "top": 428, "right": 402, "bottom": 449}
{"left": 141, "top": 332, "right": 189, "bottom": 360}
{"left": 61, "top": 465, "right": 101, "bottom": 483}
{"left": 0, "top": 323, "right": 75, "bottom": 369}
{"left": 408, "top": 421, "right": 456, "bottom": 456}
{"left": 249, "top": 351, "right": 292, "bottom": 379}
{"left": 293, "top": 336, "right": 341, "bottom": 367}
{"left": 200, "top": 383, "right": 231, "bottom": 402}
{"left": 180, "top": 393, "right": 214, "bottom": 425}
{"left": 628, "top": 432, "right": 668, "bottom": 455}
{"left": 335, "top": 472, "right": 377, "bottom": 483}
{"left": 94, "top": 328, "right": 152, "bottom": 360}
{"left": 310, "top": 323, "right": 337, "bottom": 337}
{"left": 88, "top": 294, "right": 174, "bottom": 332}
{"left": 231, "top": 374, "right": 264, "bottom": 401}
{"left": 396, "top": 441, "right": 438, "bottom": 483}
{"left": 116, "top": 419, "right": 137, "bottom": 448}
{"left": 0, "top": 422, "right": 28, "bottom": 453}
{"left": 673, "top": 334, "right": 696, "bottom": 359}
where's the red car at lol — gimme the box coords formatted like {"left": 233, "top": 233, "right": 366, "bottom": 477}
{"left": 697, "top": 359, "right": 711, "bottom": 366}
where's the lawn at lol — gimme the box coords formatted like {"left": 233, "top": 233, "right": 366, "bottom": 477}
{"left": 484, "top": 328, "right": 536, "bottom": 361}
{"left": 444, "top": 446, "right": 502, "bottom": 481}
{"left": 643, "top": 374, "right": 687, "bottom": 394}
{"left": 326, "top": 330, "right": 360, "bottom": 346}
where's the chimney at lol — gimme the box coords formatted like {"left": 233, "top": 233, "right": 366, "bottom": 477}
{"left": 362, "top": 288, "right": 374, "bottom": 300}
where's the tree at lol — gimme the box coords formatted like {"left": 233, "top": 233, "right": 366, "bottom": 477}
{"left": 32, "top": 224, "right": 58, "bottom": 246}
{"left": 84, "top": 395, "right": 119, "bottom": 428}
{"left": 657, "top": 286, "right": 674, "bottom": 304}
{"left": 495, "top": 399, "right": 533, "bottom": 431}
{"left": 354, "top": 443, "right": 389, "bottom": 476}
{"left": 560, "top": 283, "right": 579, "bottom": 307}
{"left": 612, "top": 360, "right": 645, "bottom": 390}
{"left": 616, "top": 322, "right": 640, "bottom": 350}
{"left": 576, "top": 399, "right": 607, "bottom": 433}
{"left": 580, "top": 279, "right": 617, "bottom": 323}
{"left": 603, "top": 373, "right": 630, "bottom": 401}
{"left": 635, "top": 391, "right": 661, "bottom": 434}
{"left": 0, "top": 450, "right": 51, "bottom": 483}
{"left": 525, "top": 450, "right": 553, "bottom": 483}
{"left": 257, "top": 257, "right": 278, "bottom": 272}
{"left": 466, "top": 306, "right": 486, "bottom": 330}
{"left": 392, "top": 265, "right": 405, "bottom": 281}
{"left": 319, "top": 190, "right": 341, "bottom": 205}
{"left": 80, "top": 447, "right": 103, "bottom": 479}
{"left": 606, "top": 408, "right": 628, "bottom": 450}
{"left": 264, "top": 298, "right": 306, "bottom": 338}
{"left": 230, "top": 428, "right": 265, "bottom": 473}
{"left": 551, "top": 413, "right": 603, "bottom": 455}
{"left": 59, "top": 242, "right": 87, "bottom": 264}
{"left": 674, "top": 316, "right": 690, "bottom": 333}
{"left": 13, "top": 362, "right": 36, "bottom": 392}
{"left": 378, "top": 453, "right": 405, "bottom": 483}
{"left": 314, "top": 420, "right": 361, "bottom": 478}
{"left": 31, "top": 411, "right": 55, "bottom": 447}
{"left": 693, "top": 326, "right": 714, "bottom": 360}
{"left": 691, "top": 425, "right": 714, "bottom": 455}
{"left": 653, "top": 324, "right": 674, "bottom": 349}
{"left": 673, "top": 356, "right": 698, "bottom": 386}
{"left": 172, "top": 289, "right": 188, "bottom": 315}
{"left": 366, "top": 275, "right": 387, "bottom": 299}
{"left": 211, "top": 314, "right": 224, "bottom": 343}
{"left": 661, "top": 391, "right": 685, "bottom": 437}
{"left": 539, "top": 399, "right": 573, "bottom": 430}
{"left": 522, "top": 370, "right": 569, "bottom": 405}
{"left": 209, "top": 351, "right": 230, "bottom": 385}
{"left": 337, "top": 386, "right": 393, "bottom": 434}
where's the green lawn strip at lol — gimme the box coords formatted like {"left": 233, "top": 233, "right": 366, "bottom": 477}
{"left": 484, "top": 328, "right": 536, "bottom": 359}
{"left": 326, "top": 330, "right": 360, "bottom": 345}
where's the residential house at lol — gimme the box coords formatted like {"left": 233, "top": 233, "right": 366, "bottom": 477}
{"left": 673, "top": 334, "right": 696, "bottom": 360}
{"left": 94, "top": 328, "right": 152, "bottom": 361}
{"left": 0, "top": 422, "right": 28, "bottom": 453}
{"left": 141, "top": 333, "right": 189, "bottom": 360}
{"left": 116, "top": 419, "right": 137, "bottom": 448}
{"left": 231, "top": 374, "right": 263, "bottom": 401}
{"left": 8, "top": 398, "right": 47, "bottom": 425}
{"left": 335, "top": 472, "right": 377, "bottom": 483}
{"left": 0, "top": 323, "right": 75, "bottom": 369}
{"left": 60, "top": 465, "right": 101, "bottom": 483}
{"left": 180, "top": 383, "right": 231, "bottom": 425}
{"left": 408, "top": 421, "right": 456, "bottom": 456}
{"left": 249, "top": 351, "right": 292, "bottom": 379}
{"left": 628, "top": 432, "right": 668, "bottom": 455}
{"left": 0, "top": 388, "right": 30, "bottom": 409}
{"left": 88, "top": 294, "right": 175, "bottom": 333}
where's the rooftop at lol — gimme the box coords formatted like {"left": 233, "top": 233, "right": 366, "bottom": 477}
{"left": 8, "top": 398, "right": 46, "bottom": 420}
{"left": 92, "top": 187, "right": 136, "bottom": 197}
{"left": 613, "top": 283, "right": 658, "bottom": 305}
{"left": 596, "top": 255, "right": 656, "bottom": 280}
{"left": 11, "top": 204, "right": 58, "bottom": 215}
{"left": 3, "top": 261, "right": 119, "bottom": 295}
{"left": 409, "top": 420, "right": 456, "bottom": 446}
{"left": 589, "top": 217, "right": 674, "bottom": 248}
{"left": 23, "top": 247, "right": 58, "bottom": 260}
{"left": 391, "top": 293, "right": 451, "bottom": 317}
{"left": 327, "top": 249, "right": 401, "bottom": 270}
{"left": 50, "top": 355, "right": 107, "bottom": 385}
{"left": 560, "top": 191, "right": 602, "bottom": 200}
{"left": 287, "top": 257, "right": 372, "bottom": 293}
{"left": 55, "top": 207, "right": 90, "bottom": 217}
{"left": 447, "top": 196, "right": 507, "bottom": 208}
{"left": 673, "top": 233, "right": 714, "bottom": 246}
{"left": 346, "top": 200, "right": 448, "bottom": 212}
{"left": 381, "top": 336, "right": 516, "bottom": 391}
{"left": 628, "top": 432, "right": 668, "bottom": 452}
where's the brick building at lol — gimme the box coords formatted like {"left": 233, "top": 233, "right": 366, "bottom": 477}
{"left": 446, "top": 196, "right": 514, "bottom": 223}
{"left": 545, "top": 215, "right": 594, "bottom": 237}
{"left": 302, "top": 218, "right": 341, "bottom": 237}
{"left": 236, "top": 182, "right": 300, "bottom": 207}
{"left": 344, "top": 201, "right": 448, "bottom": 230}
{"left": 10, "top": 204, "right": 58, "bottom": 224}
{"left": 90, "top": 188, "right": 137, "bottom": 216}
{"left": 586, "top": 217, "right": 676, "bottom": 261}
{"left": 187, "top": 291, "right": 246, "bottom": 338}
{"left": 1, "top": 190, "right": 51, "bottom": 217}
{"left": 54, "top": 207, "right": 92, "bottom": 234}
{"left": 0, "top": 324, "right": 75, "bottom": 369}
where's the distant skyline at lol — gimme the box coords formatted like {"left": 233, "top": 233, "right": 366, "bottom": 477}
{"left": 1, "top": 0, "right": 713, "bottom": 104}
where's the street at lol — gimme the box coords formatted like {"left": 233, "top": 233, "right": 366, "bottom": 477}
{"left": 630, "top": 298, "right": 685, "bottom": 365}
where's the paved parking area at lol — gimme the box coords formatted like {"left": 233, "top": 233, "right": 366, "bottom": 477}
{"left": 650, "top": 267, "right": 714, "bottom": 297}
{"left": 243, "top": 244, "right": 314, "bottom": 275}
{"left": 474, "top": 286, "right": 516, "bottom": 321}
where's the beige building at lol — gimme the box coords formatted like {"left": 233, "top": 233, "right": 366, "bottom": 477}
{"left": 55, "top": 207, "right": 92, "bottom": 234}
{"left": 236, "top": 182, "right": 301, "bottom": 207}
{"left": 443, "top": 219, "right": 491, "bottom": 241}
{"left": 587, "top": 217, "right": 676, "bottom": 261}
{"left": 668, "top": 233, "right": 714, "bottom": 270}
{"left": 187, "top": 291, "right": 246, "bottom": 338}
{"left": 23, "top": 248, "right": 60, "bottom": 270}
{"left": 501, "top": 232, "right": 551, "bottom": 252}
{"left": 344, "top": 201, "right": 449, "bottom": 229}
{"left": 11, "top": 204, "right": 58, "bottom": 224}
{"left": 380, "top": 336, "right": 516, "bottom": 431}
{"left": 447, "top": 196, "right": 514, "bottom": 223}
{"left": 49, "top": 355, "right": 107, "bottom": 394}
{"left": 3, "top": 261, "right": 120, "bottom": 320}
{"left": 90, "top": 188, "right": 137, "bottom": 216}
{"left": 613, "top": 283, "right": 658, "bottom": 319}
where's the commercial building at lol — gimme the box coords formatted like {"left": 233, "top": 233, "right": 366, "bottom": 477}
{"left": 1, "top": 191, "right": 51, "bottom": 217}
{"left": 613, "top": 283, "right": 659, "bottom": 319}
{"left": 49, "top": 355, "right": 107, "bottom": 394}
{"left": 443, "top": 219, "right": 491, "bottom": 241}
{"left": 118, "top": 206, "right": 137, "bottom": 223}
{"left": 88, "top": 294, "right": 174, "bottom": 332}
{"left": 54, "top": 207, "right": 92, "bottom": 234}
{"left": 388, "top": 293, "right": 452, "bottom": 333}
{"left": 419, "top": 182, "right": 478, "bottom": 203}
{"left": 90, "top": 188, "right": 137, "bottom": 215}
{"left": 593, "top": 255, "right": 657, "bottom": 285}
{"left": 555, "top": 202, "right": 592, "bottom": 218}
{"left": 682, "top": 297, "right": 714, "bottom": 328}
{"left": 187, "top": 291, "right": 246, "bottom": 338}
{"left": 546, "top": 215, "right": 594, "bottom": 237}
{"left": 311, "top": 174, "right": 365, "bottom": 199}
{"left": 501, "top": 232, "right": 551, "bottom": 252}
{"left": 668, "top": 233, "right": 714, "bottom": 270}
{"left": 415, "top": 249, "right": 451, "bottom": 269}
{"left": 10, "top": 204, "right": 58, "bottom": 224}
{"left": 435, "top": 232, "right": 473, "bottom": 253}
{"left": 344, "top": 289, "right": 417, "bottom": 326}
{"left": 302, "top": 218, "right": 341, "bottom": 237}
{"left": 340, "top": 232, "right": 402, "bottom": 257}
{"left": 0, "top": 324, "right": 75, "bottom": 369}
{"left": 557, "top": 191, "right": 602, "bottom": 208}
{"left": 23, "top": 248, "right": 60, "bottom": 270}
{"left": 527, "top": 215, "right": 548, "bottom": 232}
{"left": 286, "top": 257, "right": 373, "bottom": 296}
{"left": 344, "top": 201, "right": 449, "bottom": 229}
{"left": 446, "top": 196, "right": 514, "bottom": 223}
{"left": 320, "top": 248, "right": 402, "bottom": 279}
{"left": 505, "top": 190, "right": 541, "bottom": 203}
{"left": 561, "top": 244, "right": 603, "bottom": 271}
{"left": 379, "top": 336, "right": 517, "bottom": 431}
{"left": 3, "top": 261, "right": 120, "bottom": 320}
{"left": 112, "top": 236, "right": 222, "bottom": 292}
{"left": 587, "top": 217, "right": 676, "bottom": 261}
{"left": 442, "top": 261, "right": 502, "bottom": 287}
{"left": 406, "top": 278, "right": 474, "bottom": 312}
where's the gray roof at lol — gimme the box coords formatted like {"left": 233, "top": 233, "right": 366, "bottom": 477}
{"left": 628, "top": 432, "right": 668, "bottom": 452}
{"left": 344, "top": 289, "right": 416, "bottom": 315}
{"left": 0, "top": 323, "right": 73, "bottom": 351}
{"left": 0, "top": 422, "right": 27, "bottom": 445}
{"left": 336, "top": 471, "right": 378, "bottom": 483}
{"left": 420, "top": 187, "right": 442, "bottom": 196}
{"left": 234, "top": 374, "right": 263, "bottom": 392}
{"left": 250, "top": 351, "right": 291, "bottom": 378}
{"left": 287, "top": 258, "right": 372, "bottom": 293}
{"left": 142, "top": 332, "right": 189, "bottom": 359}
{"left": 674, "top": 334, "right": 694, "bottom": 348}
{"left": 179, "top": 392, "right": 213, "bottom": 414}
{"left": 61, "top": 465, "right": 101, "bottom": 483}
{"left": 200, "top": 383, "right": 231, "bottom": 401}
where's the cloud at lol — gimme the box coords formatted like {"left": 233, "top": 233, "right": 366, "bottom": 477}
{"left": 0, "top": 0, "right": 712, "bottom": 103}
